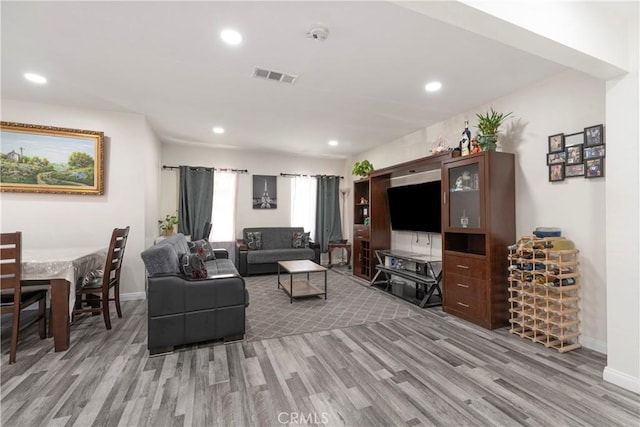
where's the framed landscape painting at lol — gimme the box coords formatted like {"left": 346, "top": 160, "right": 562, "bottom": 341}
{"left": 0, "top": 122, "right": 104, "bottom": 195}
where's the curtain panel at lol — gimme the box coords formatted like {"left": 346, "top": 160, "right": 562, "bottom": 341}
{"left": 178, "top": 166, "right": 214, "bottom": 240}
{"left": 315, "top": 175, "right": 343, "bottom": 252}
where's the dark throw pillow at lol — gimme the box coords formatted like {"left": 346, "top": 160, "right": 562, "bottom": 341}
{"left": 245, "top": 231, "right": 263, "bottom": 250}
{"left": 188, "top": 239, "right": 216, "bottom": 261}
{"left": 179, "top": 253, "right": 208, "bottom": 279}
{"left": 292, "top": 231, "right": 310, "bottom": 248}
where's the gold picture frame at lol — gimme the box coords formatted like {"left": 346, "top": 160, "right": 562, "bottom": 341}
{"left": 1, "top": 121, "right": 104, "bottom": 195}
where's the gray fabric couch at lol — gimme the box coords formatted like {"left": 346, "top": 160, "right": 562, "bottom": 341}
{"left": 235, "top": 227, "right": 320, "bottom": 276}
{"left": 140, "top": 233, "right": 248, "bottom": 354}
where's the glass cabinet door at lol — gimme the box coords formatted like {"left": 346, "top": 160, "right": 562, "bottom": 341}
{"left": 444, "top": 159, "right": 484, "bottom": 230}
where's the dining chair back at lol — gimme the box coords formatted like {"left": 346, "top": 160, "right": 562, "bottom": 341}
{"left": 0, "top": 231, "right": 48, "bottom": 364}
{"left": 203, "top": 221, "right": 212, "bottom": 240}
{"left": 73, "top": 226, "right": 130, "bottom": 330}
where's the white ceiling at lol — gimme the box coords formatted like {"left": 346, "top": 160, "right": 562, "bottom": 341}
{"left": 1, "top": 1, "right": 568, "bottom": 158}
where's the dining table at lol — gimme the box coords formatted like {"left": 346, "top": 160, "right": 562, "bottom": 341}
{"left": 21, "top": 247, "right": 107, "bottom": 351}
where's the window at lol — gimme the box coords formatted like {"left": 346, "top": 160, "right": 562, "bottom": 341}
{"left": 291, "top": 176, "right": 317, "bottom": 239}
{"left": 211, "top": 171, "right": 238, "bottom": 242}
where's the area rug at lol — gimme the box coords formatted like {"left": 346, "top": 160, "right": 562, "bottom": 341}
{"left": 244, "top": 267, "right": 422, "bottom": 341}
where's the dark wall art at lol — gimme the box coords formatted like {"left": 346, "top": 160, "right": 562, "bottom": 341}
{"left": 547, "top": 125, "right": 605, "bottom": 181}
{"left": 253, "top": 175, "right": 277, "bottom": 209}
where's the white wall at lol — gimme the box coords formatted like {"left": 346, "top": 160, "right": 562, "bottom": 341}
{"left": 604, "top": 15, "right": 640, "bottom": 393}
{"left": 0, "top": 100, "right": 161, "bottom": 299}
{"left": 160, "top": 143, "right": 345, "bottom": 239}
{"left": 352, "top": 69, "right": 608, "bottom": 352}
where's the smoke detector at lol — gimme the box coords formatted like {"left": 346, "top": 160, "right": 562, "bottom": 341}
{"left": 306, "top": 25, "right": 329, "bottom": 41}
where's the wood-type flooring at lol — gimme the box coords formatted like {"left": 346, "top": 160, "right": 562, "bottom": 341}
{"left": 1, "top": 298, "right": 638, "bottom": 426}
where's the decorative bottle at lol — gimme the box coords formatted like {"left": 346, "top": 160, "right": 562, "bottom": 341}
{"left": 460, "top": 121, "right": 471, "bottom": 156}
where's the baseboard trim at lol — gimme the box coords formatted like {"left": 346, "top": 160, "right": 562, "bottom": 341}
{"left": 603, "top": 367, "right": 640, "bottom": 394}
{"left": 580, "top": 336, "right": 607, "bottom": 354}
{"left": 120, "top": 291, "right": 146, "bottom": 301}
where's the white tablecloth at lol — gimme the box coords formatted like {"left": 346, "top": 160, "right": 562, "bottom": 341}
{"left": 22, "top": 247, "right": 108, "bottom": 315}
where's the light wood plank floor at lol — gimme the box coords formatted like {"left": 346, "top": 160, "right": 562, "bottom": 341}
{"left": 1, "top": 301, "right": 638, "bottom": 426}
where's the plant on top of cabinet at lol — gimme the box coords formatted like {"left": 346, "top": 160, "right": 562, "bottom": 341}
{"left": 352, "top": 160, "right": 374, "bottom": 177}
{"left": 475, "top": 108, "right": 513, "bottom": 151}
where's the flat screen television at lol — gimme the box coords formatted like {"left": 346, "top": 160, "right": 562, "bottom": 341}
{"left": 386, "top": 181, "right": 441, "bottom": 233}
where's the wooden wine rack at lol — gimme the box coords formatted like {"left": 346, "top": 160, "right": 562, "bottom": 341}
{"left": 508, "top": 236, "right": 581, "bottom": 353}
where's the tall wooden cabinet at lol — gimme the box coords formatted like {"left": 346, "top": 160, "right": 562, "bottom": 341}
{"left": 353, "top": 178, "right": 371, "bottom": 279}
{"left": 441, "top": 151, "right": 515, "bottom": 329}
{"left": 352, "top": 176, "right": 391, "bottom": 280}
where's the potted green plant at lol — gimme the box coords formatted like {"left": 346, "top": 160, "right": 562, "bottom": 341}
{"left": 352, "top": 160, "right": 374, "bottom": 178}
{"left": 475, "top": 108, "right": 512, "bottom": 151}
{"left": 158, "top": 213, "right": 179, "bottom": 236}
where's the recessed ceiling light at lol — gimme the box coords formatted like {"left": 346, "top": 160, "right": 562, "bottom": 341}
{"left": 24, "top": 72, "right": 47, "bottom": 84}
{"left": 424, "top": 81, "right": 442, "bottom": 92}
{"left": 212, "top": 127, "right": 225, "bottom": 134}
{"left": 220, "top": 29, "right": 242, "bottom": 45}
{"left": 328, "top": 140, "right": 338, "bottom": 146}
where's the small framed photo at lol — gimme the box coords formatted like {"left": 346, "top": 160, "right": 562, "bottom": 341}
{"left": 584, "top": 124, "right": 604, "bottom": 146}
{"left": 585, "top": 158, "right": 604, "bottom": 178}
{"left": 565, "top": 164, "right": 585, "bottom": 177}
{"left": 549, "top": 164, "right": 565, "bottom": 182}
{"left": 548, "top": 133, "right": 565, "bottom": 153}
{"left": 566, "top": 144, "right": 583, "bottom": 165}
{"left": 547, "top": 151, "right": 566, "bottom": 165}
{"left": 564, "top": 132, "right": 583, "bottom": 147}
{"left": 584, "top": 144, "right": 606, "bottom": 159}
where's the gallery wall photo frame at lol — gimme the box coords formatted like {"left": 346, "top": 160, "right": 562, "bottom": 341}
{"left": 565, "top": 164, "right": 585, "bottom": 177}
{"left": 585, "top": 158, "right": 605, "bottom": 178}
{"left": 548, "top": 133, "right": 565, "bottom": 153}
{"left": 584, "top": 145, "right": 606, "bottom": 160}
{"left": 549, "top": 163, "right": 565, "bottom": 182}
{"left": 564, "top": 132, "right": 583, "bottom": 147}
{"left": 252, "top": 174, "right": 277, "bottom": 209}
{"left": 584, "top": 124, "right": 604, "bottom": 146}
{"left": 547, "top": 151, "right": 566, "bottom": 165}
{"left": 0, "top": 121, "right": 105, "bottom": 195}
{"left": 566, "top": 144, "right": 584, "bottom": 165}
{"left": 547, "top": 126, "right": 605, "bottom": 181}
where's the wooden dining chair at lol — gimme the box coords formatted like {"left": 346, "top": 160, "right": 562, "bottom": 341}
{"left": 203, "top": 221, "right": 212, "bottom": 240}
{"left": 0, "top": 232, "right": 48, "bottom": 364}
{"left": 73, "top": 226, "right": 130, "bottom": 330}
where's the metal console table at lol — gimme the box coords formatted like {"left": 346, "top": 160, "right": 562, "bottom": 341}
{"left": 371, "top": 250, "right": 443, "bottom": 308}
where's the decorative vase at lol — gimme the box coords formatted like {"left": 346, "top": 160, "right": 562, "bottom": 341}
{"left": 460, "top": 209, "right": 469, "bottom": 228}
{"left": 164, "top": 227, "right": 174, "bottom": 236}
{"left": 477, "top": 135, "right": 497, "bottom": 151}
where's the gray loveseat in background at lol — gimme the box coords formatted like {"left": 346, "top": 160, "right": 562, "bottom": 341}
{"left": 235, "top": 227, "right": 320, "bottom": 276}
{"left": 140, "top": 233, "right": 248, "bottom": 354}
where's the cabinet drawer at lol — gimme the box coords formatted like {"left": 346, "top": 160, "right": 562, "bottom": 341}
{"left": 353, "top": 225, "right": 370, "bottom": 239}
{"left": 445, "top": 254, "right": 487, "bottom": 279}
{"left": 443, "top": 273, "right": 486, "bottom": 320}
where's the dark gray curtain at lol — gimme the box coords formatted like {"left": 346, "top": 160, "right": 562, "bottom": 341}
{"left": 178, "top": 166, "right": 214, "bottom": 240}
{"left": 315, "top": 176, "right": 343, "bottom": 252}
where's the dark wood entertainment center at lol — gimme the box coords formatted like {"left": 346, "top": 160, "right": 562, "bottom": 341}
{"left": 353, "top": 150, "right": 515, "bottom": 329}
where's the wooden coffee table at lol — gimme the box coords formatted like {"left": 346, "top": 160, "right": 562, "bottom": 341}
{"left": 277, "top": 260, "right": 328, "bottom": 303}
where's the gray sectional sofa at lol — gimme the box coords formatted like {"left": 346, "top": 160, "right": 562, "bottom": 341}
{"left": 140, "top": 233, "right": 248, "bottom": 354}
{"left": 235, "top": 227, "right": 320, "bottom": 276}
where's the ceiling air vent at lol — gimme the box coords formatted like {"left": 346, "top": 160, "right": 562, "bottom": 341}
{"left": 253, "top": 66, "right": 297, "bottom": 84}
